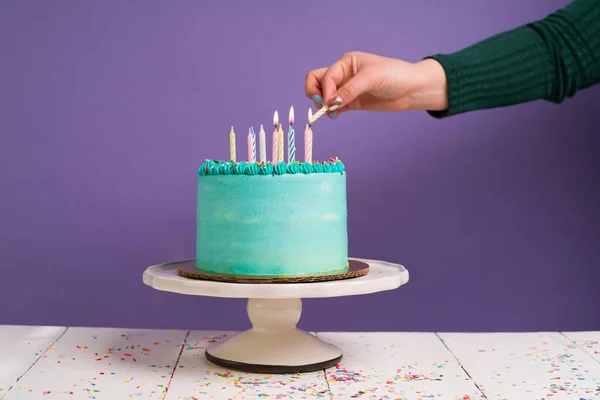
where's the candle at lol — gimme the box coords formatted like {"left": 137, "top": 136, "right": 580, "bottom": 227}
{"left": 229, "top": 125, "right": 236, "bottom": 162}
{"left": 303, "top": 123, "right": 310, "bottom": 163}
{"left": 288, "top": 106, "right": 295, "bottom": 163}
{"left": 272, "top": 111, "right": 279, "bottom": 164}
{"left": 259, "top": 124, "right": 266, "bottom": 163}
{"left": 277, "top": 123, "right": 284, "bottom": 163}
{"left": 305, "top": 108, "right": 313, "bottom": 162}
{"left": 247, "top": 127, "right": 256, "bottom": 163}
{"left": 311, "top": 105, "right": 327, "bottom": 123}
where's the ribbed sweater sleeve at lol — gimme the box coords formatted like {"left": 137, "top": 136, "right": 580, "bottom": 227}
{"left": 426, "top": 0, "right": 600, "bottom": 118}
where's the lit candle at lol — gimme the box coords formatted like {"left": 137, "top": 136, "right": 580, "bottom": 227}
{"left": 277, "top": 123, "right": 284, "bottom": 163}
{"left": 272, "top": 111, "right": 279, "bottom": 164}
{"left": 229, "top": 125, "right": 236, "bottom": 162}
{"left": 305, "top": 108, "right": 313, "bottom": 162}
{"left": 288, "top": 106, "right": 295, "bottom": 163}
{"left": 259, "top": 124, "right": 266, "bottom": 163}
{"left": 247, "top": 127, "right": 256, "bottom": 163}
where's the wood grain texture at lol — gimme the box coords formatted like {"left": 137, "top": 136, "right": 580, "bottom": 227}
{"left": 3, "top": 327, "right": 188, "bottom": 399}
{"left": 438, "top": 332, "right": 600, "bottom": 399}
{"left": 3, "top": 327, "right": 600, "bottom": 399}
{"left": 316, "top": 332, "right": 485, "bottom": 400}
{"left": 563, "top": 331, "right": 600, "bottom": 364}
{"left": 165, "top": 330, "right": 331, "bottom": 399}
{"left": 0, "top": 326, "right": 66, "bottom": 398}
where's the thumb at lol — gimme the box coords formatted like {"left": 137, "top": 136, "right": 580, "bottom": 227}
{"left": 327, "top": 72, "right": 374, "bottom": 111}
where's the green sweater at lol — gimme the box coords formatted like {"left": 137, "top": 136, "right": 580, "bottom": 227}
{"left": 427, "top": 0, "right": 600, "bottom": 118}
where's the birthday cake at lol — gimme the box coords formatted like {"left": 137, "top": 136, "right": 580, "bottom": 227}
{"left": 196, "top": 158, "right": 348, "bottom": 277}
{"left": 195, "top": 106, "right": 348, "bottom": 278}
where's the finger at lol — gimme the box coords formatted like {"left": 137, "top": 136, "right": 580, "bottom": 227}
{"left": 327, "top": 104, "right": 354, "bottom": 119}
{"left": 348, "top": 95, "right": 412, "bottom": 112}
{"left": 327, "top": 72, "right": 376, "bottom": 111}
{"left": 321, "top": 54, "right": 353, "bottom": 105}
{"left": 312, "top": 94, "right": 324, "bottom": 105}
{"left": 305, "top": 67, "right": 326, "bottom": 99}
{"left": 325, "top": 96, "right": 393, "bottom": 120}
{"left": 309, "top": 94, "right": 325, "bottom": 117}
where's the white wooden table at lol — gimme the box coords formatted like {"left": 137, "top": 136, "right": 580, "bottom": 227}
{"left": 1, "top": 326, "right": 598, "bottom": 399}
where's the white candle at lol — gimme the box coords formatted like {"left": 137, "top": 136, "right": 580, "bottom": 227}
{"left": 259, "top": 124, "right": 266, "bottom": 163}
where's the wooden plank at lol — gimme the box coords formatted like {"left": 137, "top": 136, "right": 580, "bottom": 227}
{"left": 0, "top": 325, "right": 66, "bottom": 398}
{"left": 166, "top": 330, "right": 330, "bottom": 399}
{"left": 439, "top": 332, "right": 600, "bottom": 399}
{"left": 3, "top": 327, "right": 189, "bottom": 399}
{"left": 317, "top": 332, "right": 485, "bottom": 399}
{"left": 562, "top": 331, "right": 600, "bottom": 364}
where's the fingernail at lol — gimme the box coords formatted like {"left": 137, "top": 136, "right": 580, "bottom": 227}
{"left": 326, "top": 95, "right": 343, "bottom": 111}
{"left": 328, "top": 111, "right": 337, "bottom": 119}
{"left": 312, "top": 94, "right": 324, "bottom": 105}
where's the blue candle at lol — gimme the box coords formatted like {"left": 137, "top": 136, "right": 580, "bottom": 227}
{"left": 288, "top": 106, "right": 295, "bottom": 163}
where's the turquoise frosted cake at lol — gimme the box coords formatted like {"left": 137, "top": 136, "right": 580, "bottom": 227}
{"left": 195, "top": 159, "right": 348, "bottom": 277}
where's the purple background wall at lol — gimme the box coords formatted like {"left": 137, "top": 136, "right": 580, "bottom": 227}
{"left": 1, "top": 0, "right": 599, "bottom": 332}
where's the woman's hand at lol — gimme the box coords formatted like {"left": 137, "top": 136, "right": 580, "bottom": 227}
{"left": 305, "top": 51, "right": 449, "bottom": 118}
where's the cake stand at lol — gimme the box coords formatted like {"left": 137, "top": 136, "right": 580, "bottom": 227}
{"left": 142, "top": 257, "right": 409, "bottom": 373}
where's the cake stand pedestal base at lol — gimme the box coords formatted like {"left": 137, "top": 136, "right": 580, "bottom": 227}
{"left": 206, "top": 298, "right": 341, "bottom": 373}
{"left": 142, "top": 258, "right": 409, "bottom": 374}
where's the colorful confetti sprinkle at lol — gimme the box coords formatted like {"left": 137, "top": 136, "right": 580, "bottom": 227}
{"left": 1, "top": 328, "right": 599, "bottom": 399}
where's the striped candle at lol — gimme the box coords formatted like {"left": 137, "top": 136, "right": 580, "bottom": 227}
{"left": 304, "top": 124, "right": 312, "bottom": 162}
{"left": 288, "top": 125, "right": 295, "bottom": 163}
{"left": 229, "top": 126, "right": 236, "bottom": 162}
{"left": 277, "top": 124, "right": 284, "bottom": 162}
{"left": 251, "top": 127, "right": 256, "bottom": 162}
{"left": 250, "top": 127, "right": 257, "bottom": 162}
{"left": 272, "top": 111, "right": 279, "bottom": 164}
{"left": 259, "top": 124, "right": 266, "bottom": 163}
{"left": 247, "top": 128, "right": 255, "bottom": 163}
{"left": 305, "top": 108, "right": 313, "bottom": 162}
{"left": 311, "top": 105, "right": 327, "bottom": 123}
{"left": 288, "top": 106, "right": 295, "bottom": 163}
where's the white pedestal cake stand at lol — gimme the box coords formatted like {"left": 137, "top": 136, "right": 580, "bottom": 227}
{"left": 142, "top": 257, "right": 409, "bottom": 373}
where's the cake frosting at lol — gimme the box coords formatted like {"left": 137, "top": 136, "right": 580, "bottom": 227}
{"left": 195, "top": 159, "right": 348, "bottom": 277}
{"left": 199, "top": 159, "right": 345, "bottom": 176}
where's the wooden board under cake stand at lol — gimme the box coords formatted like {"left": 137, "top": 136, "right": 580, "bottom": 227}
{"left": 142, "top": 257, "right": 409, "bottom": 373}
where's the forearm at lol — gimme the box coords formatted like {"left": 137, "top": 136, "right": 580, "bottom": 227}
{"left": 424, "top": 0, "right": 600, "bottom": 118}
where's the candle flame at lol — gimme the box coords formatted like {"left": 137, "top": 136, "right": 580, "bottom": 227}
{"left": 289, "top": 106, "right": 295, "bottom": 125}
{"left": 273, "top": 110, "right": 279, "bottom": 127}
{"left": 308, "top": 107, "right": 313, "bottom": 124}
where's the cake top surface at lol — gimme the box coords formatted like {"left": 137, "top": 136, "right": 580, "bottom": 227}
{"left": 199, "top": 158, "right": 345, "bottom": 176}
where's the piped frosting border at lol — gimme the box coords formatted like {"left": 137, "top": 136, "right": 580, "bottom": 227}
{"left": 199, "top": 158, "right": 345, "bottom": 176}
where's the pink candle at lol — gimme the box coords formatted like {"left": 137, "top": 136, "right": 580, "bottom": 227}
{"left": 305, "top": 108, "right": 313, "bottom": 162}
{"left": 247, "top": 128, "right": 254, "bottom": 163}
{"left": 272, "top": 110, "right": 279, "bottom": 164}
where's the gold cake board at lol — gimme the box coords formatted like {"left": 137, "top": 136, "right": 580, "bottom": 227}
{"left": 177, "top": 259, "right": 369, "bottom": 284}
